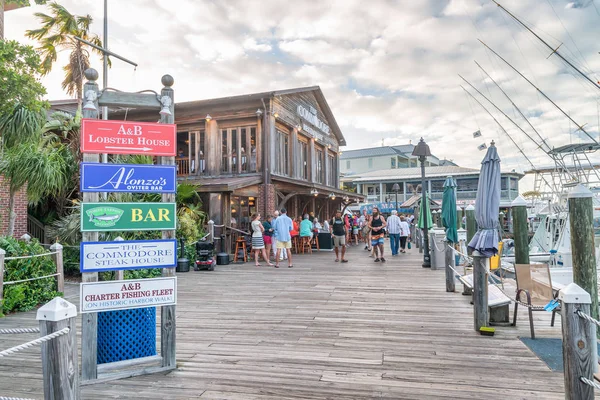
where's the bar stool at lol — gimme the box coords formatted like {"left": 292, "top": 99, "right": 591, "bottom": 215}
{"left": 233, "top": 237, "right": 247, "bottom": 263}
{"left": 311, "top": 233, "right": 320, "bottom": 251}
{"left": 291, "top": 236, "right": 300, "bottom": 254}
{"left": 300, "top": 236, "right": 312, "bottom": 254}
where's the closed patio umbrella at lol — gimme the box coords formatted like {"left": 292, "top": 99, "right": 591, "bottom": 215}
{"left": 468, "top": 142, "right": 501, "bottom": 257}
{"left": 441, "top": 176, "right": 458, "bottom": 244}
{"left": 418, "top": 193, "right": 433, "bottom": 230}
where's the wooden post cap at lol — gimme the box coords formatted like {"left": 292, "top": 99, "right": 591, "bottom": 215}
{"left": 559, "top": 283, "right": 592, "bottom": 304}
{"left": 511, "top": 195, "right": 528, "bottom": 207}
{"left": 568, "top": 184, "right": 593, "bottom": 199}
{"left": 465, "top": 205, "right": 475, "bottom": 210}
{"left": 0, "top": 249, "right": 5, "bottom": 255}
{"left": 36, "top": 297, "right": 77, "bottom": 322}
{"left": 50, "top": 242, "right": 63, "bottom": 250}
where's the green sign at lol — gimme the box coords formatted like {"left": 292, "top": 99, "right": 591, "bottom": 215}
{"left": 81, "top": 202, "right": 177, "bottom": 232}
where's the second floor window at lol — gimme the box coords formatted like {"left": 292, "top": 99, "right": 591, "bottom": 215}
{"left": 316, "top": 148, "right": 324, "bottom": 184}
{"left": 299, "top": 140, "right": 308, "bottom": 180}
{"left": 274, "top": 129, "right": 289, "bottom": 176}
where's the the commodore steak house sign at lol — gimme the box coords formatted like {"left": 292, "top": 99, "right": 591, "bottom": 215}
{"left": 80, "top": 239, "right": 177, "bottom": 273}
{"left": 80, "top": 119, "right": 176, "bottom": 156}
{"left": 80, "top": 277, "right": 177, "bottom": 313}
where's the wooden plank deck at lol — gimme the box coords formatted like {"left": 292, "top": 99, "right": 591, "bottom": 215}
{"left": 0, "top": 244, "right": 566, "bottom": 399}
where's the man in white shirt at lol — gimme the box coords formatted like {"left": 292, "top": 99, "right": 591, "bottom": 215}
{"left": 386, "top": 210, "right": 401, "bottom": 256}
{"left": 399, "top": 215, "right": 411, "bottom": 253}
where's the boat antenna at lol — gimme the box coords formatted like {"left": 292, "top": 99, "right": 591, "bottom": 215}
{"left": 491, "top": 0, "right": 600, "bottom": 92}
{"left": 460, "top": 85, "right": 558, "bottom": 195}
{"left": 460, "top": 73, "right": 577, "bottom": 184}
{"left": 478, "top": 39, "right": 599, "bottom": 145}
{"left": 473, "top": 61, "right": 551, "bottom": 153}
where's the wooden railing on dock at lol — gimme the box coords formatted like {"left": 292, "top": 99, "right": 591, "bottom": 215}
{"left": 27, "top": 214, "right": 47, "bottom": 243}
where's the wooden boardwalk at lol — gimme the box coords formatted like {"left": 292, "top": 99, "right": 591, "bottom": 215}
{"left": 0, "top": 244, "right": 566, "bottom": 399}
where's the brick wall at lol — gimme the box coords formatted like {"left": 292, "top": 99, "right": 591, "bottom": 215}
{"left": 0, "top": 175, "right": 28, "bottom": 237}
{"left": 257, "top": 184, "right": 277, "bottom": 217}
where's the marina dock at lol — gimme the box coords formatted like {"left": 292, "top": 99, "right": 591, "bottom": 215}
{"left": 0, "top": 246, "right": 565, "bottom": 399}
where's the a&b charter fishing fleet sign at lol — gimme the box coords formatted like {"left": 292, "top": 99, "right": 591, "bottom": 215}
{"left": 81, "top": 202, "right": 177, "bottom": 232}
{"left": 80, "top": 277, "right": 177, "bottom": 313}
{"left": 80, "top": 163, "right": 177, "bottom": 193}
{"left": 80, "top": 239, "right": 177, "bottom": 273}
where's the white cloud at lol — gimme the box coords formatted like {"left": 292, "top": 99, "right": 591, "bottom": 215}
{"left": 243, "top": 38, "right": 272, "bottom": 52}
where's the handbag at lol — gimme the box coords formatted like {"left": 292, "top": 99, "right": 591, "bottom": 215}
{"left": 407, "top": 241, "right": 412, "bottom": 249}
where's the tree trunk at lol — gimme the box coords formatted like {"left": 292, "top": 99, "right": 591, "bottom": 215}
{"left": 0, "top": 0, "right": 5, "bottom": 40}
{"left": 7, "top": 189, "right": 16, "bottom": 237}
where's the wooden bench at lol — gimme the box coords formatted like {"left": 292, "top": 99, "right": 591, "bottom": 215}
{"left": 458, "top": 273, "right": 512, "bottom": 323}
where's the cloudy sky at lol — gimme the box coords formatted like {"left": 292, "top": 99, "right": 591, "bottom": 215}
{"left": 5, "top": 0, "right": 600, "bottom": 184}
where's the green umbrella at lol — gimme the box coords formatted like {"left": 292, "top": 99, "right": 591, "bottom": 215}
{"left": 418, "top": 193, "right": 433, "bottom": 230}
{"left": 441, "top": 176, "right": 458, "bottom": 243}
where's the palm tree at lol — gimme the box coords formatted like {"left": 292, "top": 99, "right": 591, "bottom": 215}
{"left": 25, "top": 2, "right": 103, "bottom": 105}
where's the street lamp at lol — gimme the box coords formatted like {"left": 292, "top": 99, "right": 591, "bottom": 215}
{"left": 392, "top": 183, "right": 400, "bottom": 212}
{"left": 412, "top": 137, "right": 432, "bottom": 268}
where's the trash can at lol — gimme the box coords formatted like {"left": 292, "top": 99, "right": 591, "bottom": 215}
{"left": 430, "top": 229, "right": 446, "bottom": 270}
{"left": 176, "top": 238, "right": 190, "bottom": 272}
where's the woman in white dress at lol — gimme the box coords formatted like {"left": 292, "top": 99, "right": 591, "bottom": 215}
{"left": 251, "top": 214, "right": 273, "bottom": 267}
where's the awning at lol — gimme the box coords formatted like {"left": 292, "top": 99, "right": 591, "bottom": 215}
{"left": 181, "top": 175, "right": 263, "bottom": 193}
{"left": 271, "top": 175, "right": 365, "bottom": 200}
{"left": 401, "top": 194, "right": 440, "bottom": 209}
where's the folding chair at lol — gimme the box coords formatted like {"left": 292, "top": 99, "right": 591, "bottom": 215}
{"left": 512, "top": 264, "right": 559, "bottom": 339}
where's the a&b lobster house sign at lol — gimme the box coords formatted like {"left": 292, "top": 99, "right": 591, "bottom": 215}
{"left": 80, "top": 163, "right": 177, "bottom": 193}
{"left": 81, "top": 202, "right": 177, "bottom": 232}
{"left": 80, "top": 119, "right": 176, "bottom": 156}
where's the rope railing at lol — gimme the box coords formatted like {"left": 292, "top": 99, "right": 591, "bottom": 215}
{"left": 576, "top": 310, "right": 600, "bottom": 328}
{"left": 4, "top": 251, "right": 57, "bottom": 261}
{"left": 580, "top": 377, "right": 600, "bottom": 391}
{"left": 0, "top": 328, "right": 40, "bottom": 335}
{"left": 3, "top": 273, "right": 61, "bottom": 286}
{"left": 0, "top": 396, "right": 38, "bottom": 400}
{"left": 0, "top": 327, "right": 70, "bottom": 358}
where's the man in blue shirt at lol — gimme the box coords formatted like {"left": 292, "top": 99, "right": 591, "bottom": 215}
{"left": 272, "top": 208, "right": 293, "bottom": 268}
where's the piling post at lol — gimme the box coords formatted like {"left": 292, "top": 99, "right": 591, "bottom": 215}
{"left": 472, "top": 251, "right": 488, "bottom": 331}
{"left": 37, "top": 297, "right": 79, "bottom": 400}
{"left": 208, "top": 220, "right": 215, "bottom": 243}
{"left": 50, "top": 243, "right": 64, "bottom": 294}
{"left": 568, "top": 185, "right": 599, "bottom": 323}
{"left": 511, "top": 196, "right": 530, "bottom": 265}
{"left": 445, "top": 240, "right": 455, "bottom": 292}
{"left": 0, "top": 249, "right": 5, "bottom": 311}
{"left": 559, "top": 283, "right": 595, "bottom": 400}
{"left": 465, "top": 205, "right": 476, "bottom": 254}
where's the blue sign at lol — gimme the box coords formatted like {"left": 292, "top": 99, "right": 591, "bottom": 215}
{"left": 359, "top": 203, "right": 414, "bottom": 214}
{"left": 80, "top": 163, "right": 177, "bottom": 193}
{"left": 80, "top": 239, "right": 177, "bottom": 273}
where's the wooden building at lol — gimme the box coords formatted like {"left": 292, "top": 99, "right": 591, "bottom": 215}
{"left": 106, "top": 86, "right": 363, "bottom": 232}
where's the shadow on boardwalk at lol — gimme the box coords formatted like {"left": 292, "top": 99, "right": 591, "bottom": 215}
{"left": 0, "top": 244, "right": 564, "bottom": 399}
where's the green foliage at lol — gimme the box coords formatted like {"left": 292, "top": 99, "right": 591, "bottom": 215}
{"left": 7, "top": 0, "right": 48, "bottom": 7}
{"left": 25, "top": 1, "right": 104, "bottom": 101}
{"left": 0, "top": 40, "right": 47, "bottom": 117}
{"left": 0, "top": 236, "right": 61, "bottom": 316}
{"left": 0, "top": 104, "right": 46, "bottom": 148}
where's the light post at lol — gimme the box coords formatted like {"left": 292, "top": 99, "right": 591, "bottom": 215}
{"left": 392, "top": 183, "right": 400, "bottom": 212}
{"left": 412, "top": 137, "right": 432, "bottom": 268}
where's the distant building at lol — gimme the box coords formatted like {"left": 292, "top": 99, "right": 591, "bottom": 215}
{"left": 340, "top": 145, "right": 456, "bottom": 176}
{"left": 341, "top": 165, "right": 522, "bottom": 207}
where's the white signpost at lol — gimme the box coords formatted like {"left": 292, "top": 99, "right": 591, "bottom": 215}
{"left": 80, "top": 239, "right": 177, "bottom": 273}
{"left": 80, "top": 277, "right": 176, "bottom": 313}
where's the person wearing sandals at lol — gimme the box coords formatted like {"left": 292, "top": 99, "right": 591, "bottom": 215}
{"left": 330, "top": 210, "right": 348, "bottom": 263}
{"left": 399, "top": 214, "right": 411, "bottom": 253}
{"left": 272, "top": 208, "right": 294, "bottom": 268}
{"left": 262, "top": 215, "right": 274, "bottom": 261}
{"left": 369, "top": 207, "right": 387, "bottom": 262}
{"left": 251, "top": 214, "right": 273, "bottom": 267}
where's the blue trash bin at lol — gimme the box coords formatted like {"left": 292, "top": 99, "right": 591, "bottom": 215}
{"left": 97, "top": 307, "right": 157, "bottom": 364}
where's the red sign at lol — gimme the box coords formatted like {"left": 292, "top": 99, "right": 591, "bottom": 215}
{"left": 81, "top": 119, "right": 176, "bottom": 156}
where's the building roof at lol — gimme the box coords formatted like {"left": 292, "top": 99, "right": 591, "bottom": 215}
{"left": 340, "top": 145, "right": 414, "bottom": 160}
{"left": 344, "top": 165, "right": 523, "bottom": 183}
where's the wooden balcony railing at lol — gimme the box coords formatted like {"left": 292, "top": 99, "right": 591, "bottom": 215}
{"left": 176, "top": 158, "right": 190, "bottom": 176}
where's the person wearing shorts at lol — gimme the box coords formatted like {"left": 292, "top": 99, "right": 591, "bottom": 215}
{"left": 271, "top": 208, "right": 293, "bottom": 268}
{"left": 330, "top": 210, "right": 348, "bottom": 263}
{"left": 369, "top": 206, "right": 387, "bottom": 262}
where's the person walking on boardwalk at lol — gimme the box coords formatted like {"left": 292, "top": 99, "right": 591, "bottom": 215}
{"left": 369, "top": 207, "right": 387, "bottom": 262}
{"left": 399, "top": 214, "right": 411, "bottom": 253}
{"left": 360, "top": 208, "right": 371, "bottom": 252}
{"left": 272, "top": 208, "right": 293, "bottom": 268}
{"left": 251, "top": 214, "right": 273, "bottom": 267}
{"left": 387, "top": 210, "right": 401, "bottom": 256}
{"left": 272, "top": 210, "right": 287, "bottom": 261}
{"left": 262, "top": 215, "right": 274, "bottom": 260}
{"left": 330, "top": 210, "right": 348, "bottom": 263}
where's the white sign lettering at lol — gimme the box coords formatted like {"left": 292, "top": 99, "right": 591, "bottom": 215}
{"left": 80, "top": 239, "right": 177, "bottom": 272}
{"left": 80, "top": 277, "right": 177, "bottom": 313}
{"left": 297, "top": 105, "right": 330, "bottom": 135}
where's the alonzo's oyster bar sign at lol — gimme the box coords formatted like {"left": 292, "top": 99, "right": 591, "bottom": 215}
{"left": 297, "top": 104, "right": 330, "bottom": 140}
